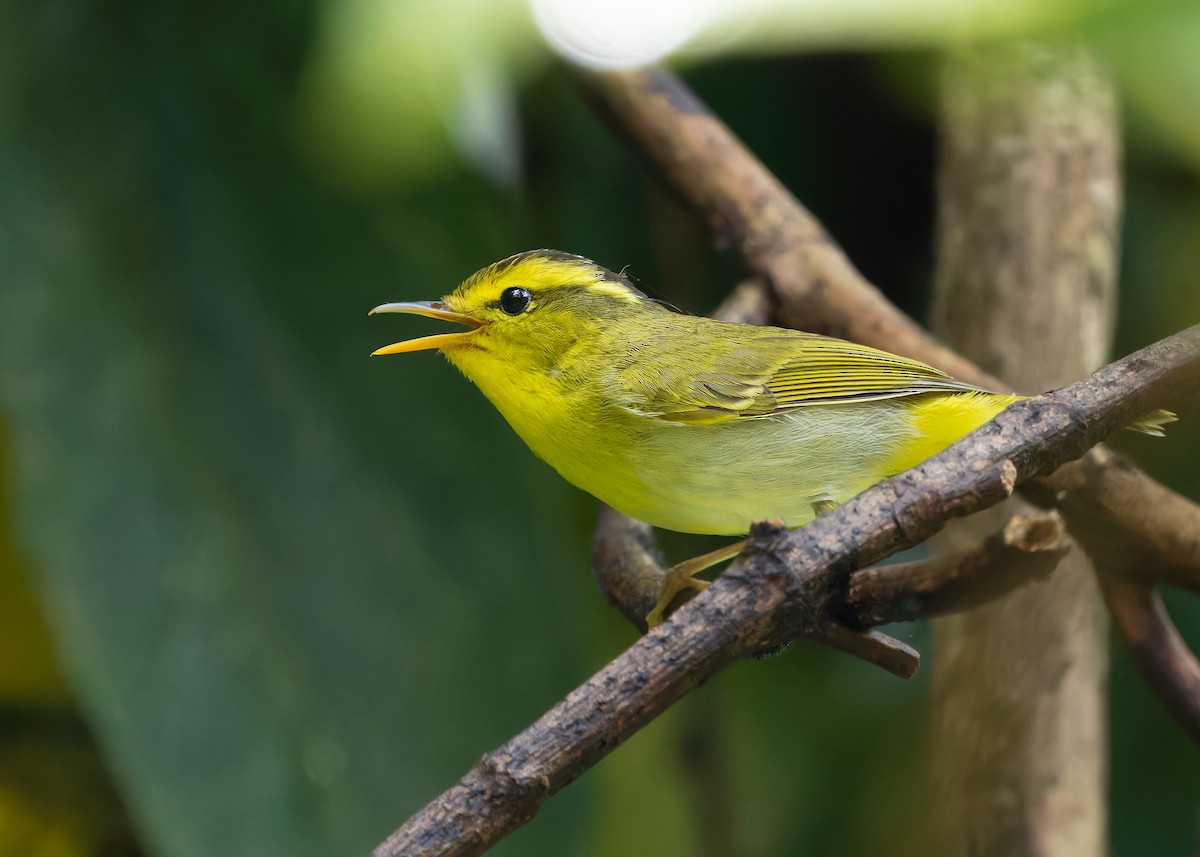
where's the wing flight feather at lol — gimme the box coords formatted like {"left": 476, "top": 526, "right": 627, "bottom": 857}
{"left": 616, "top": 331, "right": 987, "bottom": 424}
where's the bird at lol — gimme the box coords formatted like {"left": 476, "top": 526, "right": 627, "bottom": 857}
{"left": 371, "top": 249, "right": 1173, "bottom": 625}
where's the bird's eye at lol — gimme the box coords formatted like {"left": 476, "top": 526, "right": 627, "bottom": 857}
{"left": 499, "top": 286, "right": 532, "bottom": 316}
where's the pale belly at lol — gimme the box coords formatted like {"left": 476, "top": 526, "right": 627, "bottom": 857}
{"left": 538, "top": 402, "right": 920, "bottom": 535}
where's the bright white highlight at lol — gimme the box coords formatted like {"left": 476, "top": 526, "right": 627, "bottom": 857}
{"left": 531, "top": 0, "right": 716, "bottom": 68}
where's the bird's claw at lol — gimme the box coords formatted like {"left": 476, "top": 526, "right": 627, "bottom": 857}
{"left": 645, "top": 567, "right": 711, "bottom": 628}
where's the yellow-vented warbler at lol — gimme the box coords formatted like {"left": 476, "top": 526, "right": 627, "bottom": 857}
{"left": 371, "top": 250, "right": 1172, "bottom": 623}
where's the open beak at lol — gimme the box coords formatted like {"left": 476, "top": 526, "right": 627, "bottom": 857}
{"left": 369, "top": 301, "right": 485, "bottom": 356}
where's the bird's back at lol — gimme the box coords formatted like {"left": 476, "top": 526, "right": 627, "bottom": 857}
{"left": 537, "top": 317, "right": 1022, "bottom": 534}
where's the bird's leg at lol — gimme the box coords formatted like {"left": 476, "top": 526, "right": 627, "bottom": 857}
{"left": 646, "top": 538, "right": 748, "bottom": 628}
{"left": 646, "top": 501, "right": 838, "bottom": 627}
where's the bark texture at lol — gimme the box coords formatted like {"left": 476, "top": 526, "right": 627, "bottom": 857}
{"left": 929, "top": 43, "right": 1118, "bottom": 857}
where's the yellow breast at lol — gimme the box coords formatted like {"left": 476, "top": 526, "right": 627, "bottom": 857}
{"left": 448, "top": 340, "right": 1018, "bottom": 534}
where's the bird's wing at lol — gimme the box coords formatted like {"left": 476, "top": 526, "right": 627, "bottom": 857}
{"left": 617, "top": 331, "right": 987, "bottom": 425}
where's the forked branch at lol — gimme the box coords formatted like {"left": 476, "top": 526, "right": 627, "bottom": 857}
{"left": 373, "top": 323, "right": 1199, "bottom": 857}
{"left": 576, "top": 63, "right": 1200, "bottom": 742}
{"left": 836, "top": 510, "right": 1070, "bottom": 628}
{"left": 576, "top": 64, "right": 1200, "bottom": 585}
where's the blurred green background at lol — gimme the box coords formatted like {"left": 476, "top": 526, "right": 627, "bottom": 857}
{"left": 1, "top": 0, "right": 1198, "bottom": 855}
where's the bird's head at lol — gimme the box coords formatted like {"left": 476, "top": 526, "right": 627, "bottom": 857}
{"left": 370, "top": 250, "right": 666, "bottom": 375}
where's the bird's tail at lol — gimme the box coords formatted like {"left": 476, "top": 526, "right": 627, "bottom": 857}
{"left": 1125, "top": 408, "right": 1177, "bottom": 437}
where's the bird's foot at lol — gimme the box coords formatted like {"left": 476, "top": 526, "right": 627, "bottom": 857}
{"left": 645, "top": 568, "right": 710, "bottom": 629}
{"left": 645, "top": 538, "right": 747, "bottom": 628}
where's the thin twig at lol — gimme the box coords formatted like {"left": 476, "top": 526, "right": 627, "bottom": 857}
{"left": 838, "top": 511, "right": 1070, "bottom": 627}
{"left": 1049, "top": 453, "right": 1200, "bottom": 741}
{"left": 1099, "top": 575, "right": 1200, "bottom": 744}
{"left": 806, "top": 625, "right": 921, "bottom": 679}
{"left": 374, "top": 324, "right": 1200, "bottom": 857}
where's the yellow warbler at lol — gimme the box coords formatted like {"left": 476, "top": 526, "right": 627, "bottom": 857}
{"left": 371, "top": 250, "right": 1171, "bottom": 622}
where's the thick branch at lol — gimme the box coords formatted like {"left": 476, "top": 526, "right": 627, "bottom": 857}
{"left": 929, "top": 45, "right": 1116, "bottom": 857}
{"left": 374, "top": 324, "right": 1200, "bottom": 857}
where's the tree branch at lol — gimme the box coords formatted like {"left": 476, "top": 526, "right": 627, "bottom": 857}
{"left": 837, "top": 510, "right": 1070, "bottom": 628}
{"left": 577, "top": 63, "right": 1200, "bottom": 752}
{"left": 592, "top": 502, "right": 921, "bottom": 678}
{"left": 1099, "top": 575, "right": 1200, "bottom": 744}
{"left": 373, "top": 324, "right": 1200, "bottom": 857}
{"left": 575, "top": 63, "right": 1200, "bottom": 586}
{"left": 1048, "top": 445, "right": 1200, "bottom": 740}
{"left": 590, "top": 504, "right": 661, "bottom": 631}
{"left": 1051, "top": 446, "right": 1200, "bottom": 595}
{"left": 575, "top": 64, "right": 997, "bottom": 387}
